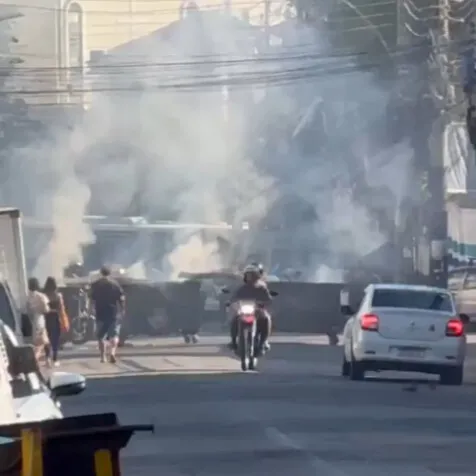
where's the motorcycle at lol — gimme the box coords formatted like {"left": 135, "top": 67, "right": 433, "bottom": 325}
{"left": 236, "top": 301, "right": 261, "bottom": 371}
{"left": 222, "top": 288, "right": 278, "bottom": 372}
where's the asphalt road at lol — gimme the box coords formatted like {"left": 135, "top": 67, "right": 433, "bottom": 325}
{"left": 58, "top": 335, "right": 476, "bottom": 476}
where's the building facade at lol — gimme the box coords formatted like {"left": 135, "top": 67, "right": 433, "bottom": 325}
{"left": 0, "top": 0, "right": 283, "bottom": 105}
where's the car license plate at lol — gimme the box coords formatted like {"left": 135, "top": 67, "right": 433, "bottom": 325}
{"left": 398, "top": 348, "right": 425, "bottom": 358}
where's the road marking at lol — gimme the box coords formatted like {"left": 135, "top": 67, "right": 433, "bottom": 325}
{"left": 265, "top": 426, "right": 354, "bottom": 476}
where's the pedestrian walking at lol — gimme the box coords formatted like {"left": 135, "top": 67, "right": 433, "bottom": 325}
{"left": 90, "top": 266, "right": 125, "bottom": 363}
{"left": 43, "top": 276, "right": 69, "bottom": 367}
{"left": 26, "top": 277, "right": 49, "bottom": 363}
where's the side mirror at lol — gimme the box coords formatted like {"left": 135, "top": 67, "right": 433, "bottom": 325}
{"left": 49, "top": 372, "right": 86, "bottom": 398}
{"left": 221, "top": 287, "right": 230, "bottom": 294}
{"left": 459, "top": 313, "right": 470, "bottom": 325}
{"left": 225, "top": 301, "right": 231, "bottom": 308}
{"left": 340, "top": 305, "right": 354, "bottom": 317}
{"left": 9, "top": 345, "right": 38, "bottom": 376}
{"left": 270, "top": 290, "right": 278, "bottom": 297}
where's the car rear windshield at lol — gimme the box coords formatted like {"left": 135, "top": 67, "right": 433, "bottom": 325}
{"left": 372, "top": 289, "right": 453, "bottom": 312}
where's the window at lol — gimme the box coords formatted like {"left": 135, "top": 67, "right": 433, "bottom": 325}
{"left": 371, "top": 289, "right": 453, "bottom": 313}
{"left": 464, "top": 270, "right": 476, "bottom": 289}
{"left": 448, "top": 270, "right": 465, "bottom": 291}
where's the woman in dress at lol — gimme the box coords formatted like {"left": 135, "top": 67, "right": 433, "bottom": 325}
{"left": 43, "top": 276, "right": 69, "bottom": 367}
{"left": 26, "top": 277, "right": 49, "bottom": 363}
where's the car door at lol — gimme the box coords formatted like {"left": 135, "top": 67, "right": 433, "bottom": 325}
{"left": 457, "top": 269, "right": 476, "bottom": 321}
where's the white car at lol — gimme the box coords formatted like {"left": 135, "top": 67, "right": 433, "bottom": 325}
{"left": 341, "top": 283, "right": 467, "bottom": 385}
{"left": 0, "top": 323, "right": 87, "bottom": 422}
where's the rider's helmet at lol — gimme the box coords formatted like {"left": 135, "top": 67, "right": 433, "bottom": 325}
{"left": 243, "top": 264, "right": 260, "bottom": 283}
{"left": 250, "top": 261, "right": 264, "bottom": 277}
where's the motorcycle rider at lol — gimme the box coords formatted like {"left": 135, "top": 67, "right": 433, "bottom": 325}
{"left": 228, "top": 264, "right": 273, "bottom": 354}
{"left": 250, "top": 262, "right": 272, "bottom": 343}
{"left": 251, "top": 261, "right": 265, "bottom": 280}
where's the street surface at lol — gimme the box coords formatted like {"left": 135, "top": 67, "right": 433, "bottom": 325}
{"left": 59, "top": 334, "right": 476, "bottom": 476}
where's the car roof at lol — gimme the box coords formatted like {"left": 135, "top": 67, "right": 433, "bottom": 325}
{"left": 365, "top": 283, "right": 450, "bottom": 294}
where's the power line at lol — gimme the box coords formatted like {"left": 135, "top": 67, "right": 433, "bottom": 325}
{"left": 0, "top": 55, "right": 434, "bottom": 95}
{"left": 1, "top": 35, "right": 471, "bottom": 79}
{"left": 2, "top": 0, "right": 395, "bottom": 13}
{"left": 0, "top": 1, "right": 468, "bottom": 97}
{"left": 3, "top": 10, "right": 470, "bottom": 68}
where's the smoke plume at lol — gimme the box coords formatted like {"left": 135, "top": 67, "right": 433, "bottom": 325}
{"left": 1, "top": 9, "right": 421, "bottom": 282}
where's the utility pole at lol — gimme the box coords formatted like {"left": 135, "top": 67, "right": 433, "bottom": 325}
{"left": 426, "top": 0, "right": 454, "bottom": 286}
{"left": 464, "top": 17, "right": 476, "bottom": 151}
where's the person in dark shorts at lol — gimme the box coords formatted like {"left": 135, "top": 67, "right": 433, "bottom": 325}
{"left": 90, "top": 266, "right": 125, "bottom": 363}
{"left": 43, "top": 276, "right": 68, "bottom": 367}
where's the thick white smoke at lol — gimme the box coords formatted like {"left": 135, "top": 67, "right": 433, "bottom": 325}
{"left": 2, "top": 8, "right": 420, "bottom": 282}
{"left": 0, "top": 119, "right": 98, "bottom": 282}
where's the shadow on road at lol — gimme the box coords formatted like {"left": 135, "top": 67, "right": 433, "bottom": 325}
{"left": 60, "top": 344, "right": 233, "bottom": 361}
{"left": 264, "top": 341, "right": 341, "bottom": 363}
{"left": 63, "top": 371, "right": 270, "bottom": 416}
{"left": 465, "top": 337, "right": 476, "bottom": 358}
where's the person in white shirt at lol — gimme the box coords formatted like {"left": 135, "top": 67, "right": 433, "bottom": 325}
{"left": 26, "top": 277, "right": 50, "bottom": 363}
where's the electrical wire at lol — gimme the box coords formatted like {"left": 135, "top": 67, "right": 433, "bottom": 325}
{"left": 0, "top": 42, "right": 432, "bottom": 83}
{"left": 0, "top": 0, "right": 453, "bottom": 66}
{"left": 0, "top": 67, "right": 453, "bottom": 97}
{"left": 0, "top": 0, "right": 468, "bottom": 98}
{"left": 0, "top": 0, "right": 396, "bottom": 14}
{"left": 0, "top": 60, "right": 433, "bottom": 95}
{"left": 2, "top": 34, "right": 474, "bottom": 77}
{"left": 0, "top": 1, "right": 463, "bottom": 211}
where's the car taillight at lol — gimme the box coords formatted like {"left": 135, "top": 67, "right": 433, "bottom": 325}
{"left": 360, "top": 313, "right": 379, "bottom": 331}
{"left": 446, "top": 318, "right": 464, "bottom": 337}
